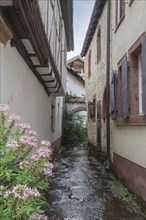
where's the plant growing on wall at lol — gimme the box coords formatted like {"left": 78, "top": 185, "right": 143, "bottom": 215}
{"left": 0, "top": 104, "right": 53, "bottom": 220}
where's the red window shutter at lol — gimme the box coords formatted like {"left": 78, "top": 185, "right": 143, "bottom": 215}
{"left": 122, "top": 56, "right": 129, "bottom": 118}
{"left": 141, "top": 36, "right": 146, "bottom": 113}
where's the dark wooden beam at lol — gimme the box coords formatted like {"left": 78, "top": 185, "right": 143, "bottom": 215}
{"left": 12, "top": 0, "right": 61, "bottom": 90}
{"left": 0, "top": 0, "right": 13, "bottom": 7}
{"left": 44, "top": 79, "right": 55, "bottom": 83}
{"left": 1, "top": 11, "right": 50, "bottom": 96}
{"left": 39, "top": 73, "right": 52, "bottom": 77}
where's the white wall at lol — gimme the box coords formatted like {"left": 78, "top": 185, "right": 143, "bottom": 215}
{"left": 0, "top": 42, "right": 62, "bottom": 144}
{"left": 111, "top": 0, "right": 146, "bottom": 167}
{"left": 67, "top": 71, "right": 85, "bottom": 97}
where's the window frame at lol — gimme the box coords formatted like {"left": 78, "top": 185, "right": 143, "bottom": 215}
{"left": 97, "top": 26, "right": 101, "bottom": 64}
{"left": 116, "top": 34, "right": 146, "bottom": 125}
{"left": 115, "top": 0, "right": 125, "bottom": 32}
{"left": 88, "top": 49, "right": 91, "bottom": 78}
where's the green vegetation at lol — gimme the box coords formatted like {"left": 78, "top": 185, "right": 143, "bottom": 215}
{"left": 63, "top": 93, "right": 87, "bottom": 146}
{"left": 118, "top": 182, "right": 133, "bottom": 203}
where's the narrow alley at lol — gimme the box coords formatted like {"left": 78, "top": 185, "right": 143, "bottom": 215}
{"left": 46, "top": 146, "right": 145, "bottom": 220}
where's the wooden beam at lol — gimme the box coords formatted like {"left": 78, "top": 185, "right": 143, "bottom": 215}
{"left": 1, "top": 12, "right": 50, "bottom": 96}
{"left": 0, "top": 0, "right": 13, "bottom": 7}
{"left": 12, "top": 0, "right": 61, "bottom": 90}
{"left": 0, "top": 15, "right": 13, "bottom": 45}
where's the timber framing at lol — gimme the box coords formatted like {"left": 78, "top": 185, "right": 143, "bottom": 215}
{"left": 0, "top": 0, "right": 63, "bottom": 95}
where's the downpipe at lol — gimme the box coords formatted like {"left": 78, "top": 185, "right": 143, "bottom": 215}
{"left": 105, "top": 0, "right": 111, "bottom": 170}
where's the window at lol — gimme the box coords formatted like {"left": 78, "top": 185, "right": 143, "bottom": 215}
{"left": 97, "top": 26, "right": 101, "bottom": 63}
{"left": 88, "top": 95, "right": 96, "bottom": 122}
{"left": 92, "top": 95, "right": 96, "bottom": 122}
{"left": 88, "top": 49, "right": 91, "bottom": 78}
{"left": 116, "top": 34, "right": 146, "bottom": 125}
{"left": 115, "top": 0, "right": 125, "bottom": 29}
{"left": 117, "top": 56, "right": 129, "bottom": 119}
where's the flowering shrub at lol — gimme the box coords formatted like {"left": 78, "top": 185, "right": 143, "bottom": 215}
{"left": 0, "top": 104, "right": 53, "bottom": 219}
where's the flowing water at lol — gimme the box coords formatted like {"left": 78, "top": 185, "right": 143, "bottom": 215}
{"left": 46, "top": 146, "right": 146, "bottom": 220}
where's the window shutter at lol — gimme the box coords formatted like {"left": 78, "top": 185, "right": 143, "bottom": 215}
{"left": 88, "top": 101, "right": 92, "bottom": 119}
{"left": 111, "top": 70, "right": 117, "bottom": 120}
{"left": 88, "top": 102, "right": 91, "bottom": 119}
{"left": 122, "top": 56, "right": 129, "bottom": 118}
{"left": 141, "top": 36, "right": 146, "bottom": 113}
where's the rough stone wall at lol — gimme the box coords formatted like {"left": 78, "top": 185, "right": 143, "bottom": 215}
{"left": 84, "top": 3, "right": 108, "bottom": 151}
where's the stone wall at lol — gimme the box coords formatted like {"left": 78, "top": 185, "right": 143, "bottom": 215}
{"left": 84, "top": 2, "right": 108, "bottom": 151}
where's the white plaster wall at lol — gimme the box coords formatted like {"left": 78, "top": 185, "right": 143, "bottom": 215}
{"left": 0, "top": 42, "right": 62, "bottom": 144}
{"left": 67, "top": 71, "right": 85, "bottom": 97}
{"left": 111, "top": 0, "right": 146, "bottom": 67}
{"left": 111, "top": 0, "right": 146, "bottom": 167}
{"left": 113, "top": 125, "right": 146, "bottom": 168}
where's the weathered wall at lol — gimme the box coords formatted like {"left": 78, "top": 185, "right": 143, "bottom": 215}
{"left": 84, "top": 2, "right": 108, "bottom": 150}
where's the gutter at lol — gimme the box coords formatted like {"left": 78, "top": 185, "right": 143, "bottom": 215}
{"left": 105, "top": 0, "right": 111, "bottom": 170}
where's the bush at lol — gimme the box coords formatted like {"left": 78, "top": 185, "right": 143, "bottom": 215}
{"left": 63, "top": 104, "right": 87, "bottom": 145}
{"left": 0, "top": 104, "right": 53, "bottom": 220}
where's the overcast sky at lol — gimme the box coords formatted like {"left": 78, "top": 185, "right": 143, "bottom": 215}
{"left": 67, "top": 0, "right": 95, "bottom": 60}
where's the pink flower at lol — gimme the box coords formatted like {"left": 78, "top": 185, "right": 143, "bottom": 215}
{"left": 6, "top": 140, "right": 19, "bottom": 148}
{"left": 29, "top": 130, "right": 37, "bottom": 137}
{"left": 0, "top": 104, "right": 9, "bottom": 115}
{"left": 18, "top": 123, "right": 31, "bottom": 130}
{"left": 41, "top": 140, "right": 51, "bottom": 148}
{"left": 43, "top": 162, "right": 54, "bottom": 176}
{"left": 8, "top": 114, "right": 20, "bottom": 123}
{"left": 31, "top": 146, "right": 52, "bottom": 161}
{"left": 5, "top": 185, "right": 40, "bottom": 200}
{"left": 19, "top": 135, "right": 37, "bottom": 147}
{"left": 0, "top": 104, "right": 9, "bottom": 112}
{"left": 29, "top": 214, "right": 48, "bottom": 220}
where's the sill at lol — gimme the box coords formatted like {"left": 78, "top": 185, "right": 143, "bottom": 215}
{"left": 129, "top": 0, "right": 134, "bottom": 6}
{"left": 115, "top": 15, "right": 125, "bottom": 33}
{"left": 116, "top": 114, "right": 146, "bottom": 126}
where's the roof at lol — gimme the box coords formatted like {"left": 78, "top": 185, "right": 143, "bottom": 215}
{"left": 60, "top": 0, "right": 74, "bottom": 52}
{"left": 81, "top": 0, "right": 106, "bottom": 57}
{"left": 67, "top": 55, "right": 84, "bottom": 65}
{"left": 67, "top": 67, "right": 85, "bottom": 85}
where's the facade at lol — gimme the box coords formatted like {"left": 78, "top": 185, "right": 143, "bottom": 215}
{"left": 81, "top": 0, "right": 146, "bottom": 203}
{"left": 67, "top": 55, "right": 85, "bottom": 79}
{"left": 66, "top": 67, "right": 86, "bottom": 120}
{"left": 0, "top": 0, "right": 74, "bottom": 146}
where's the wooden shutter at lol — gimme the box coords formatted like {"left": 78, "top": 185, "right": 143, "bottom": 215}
{"left": 111, "top": 70, "right": 117, "bottom": 120}
{"left": 122, "top": 56, "right": 129, "bottom": 118}
{"left": 88, "top": 101, "right": 92, "bottom": 119}
{"left": 88, "top": 49, "right": 91, "bottom": 78}
{"left": 141, "top": 36, "right": 146, "bottom": 113}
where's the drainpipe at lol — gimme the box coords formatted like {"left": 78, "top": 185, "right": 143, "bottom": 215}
{"left": 106, "top": 0, "right": 111, "bottom": 170}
